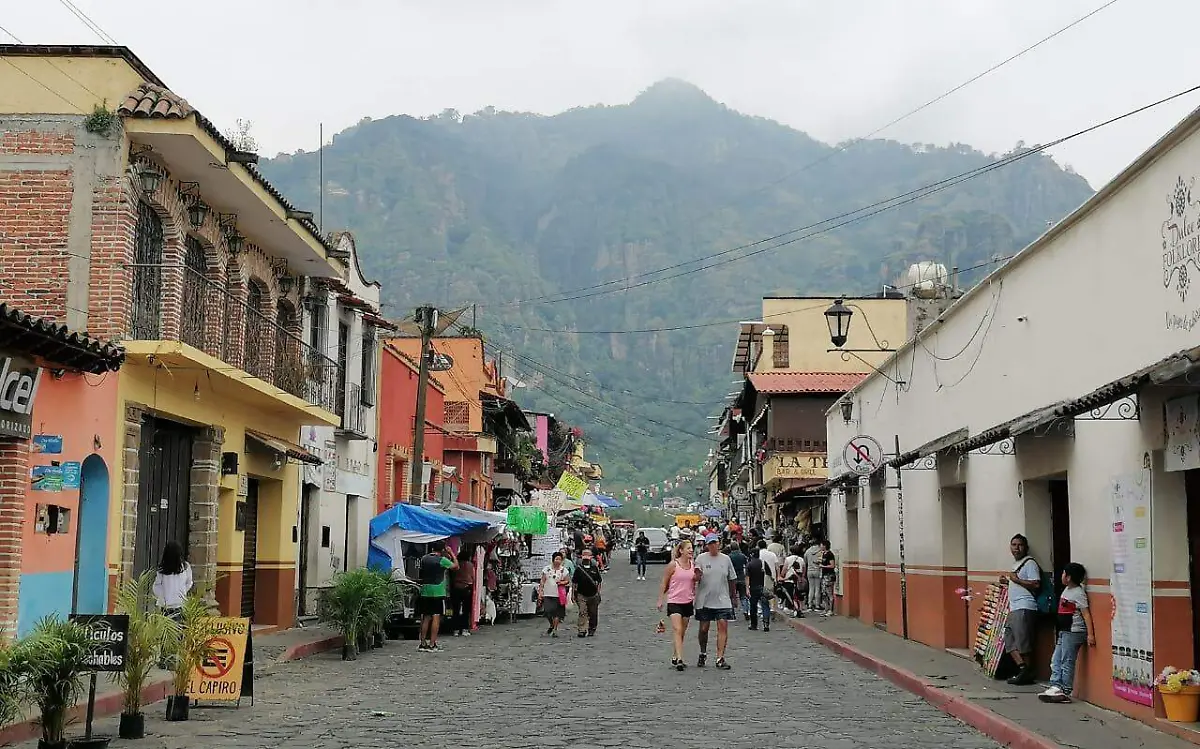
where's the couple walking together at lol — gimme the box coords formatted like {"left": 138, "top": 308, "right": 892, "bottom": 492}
{"left": 656, "top": 534, "right": 738, "bottom": 671}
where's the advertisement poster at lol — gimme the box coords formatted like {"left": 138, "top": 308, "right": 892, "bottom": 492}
{"left": 1110, "top": 460, "right": 1154, "bottom": 706}
{"left": 69, "top": 614, "right": 129, "bottom": 672}
{"left": 1165, "top": 394, "right": 1200, "bottom": 471}
{"left": 31, "top": 465, "right": 63, "bottom": 492}
{"left": 61, "top": 462, "right": 81, "bottom": 490}
{"left": 555, "top": 472, "right": 588, "bottom": 500}
{"left": 31, "top": 434, "right": 63, "bottom": 454}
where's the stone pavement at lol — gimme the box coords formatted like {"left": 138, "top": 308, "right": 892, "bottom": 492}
{"left": 791, "top": 612, "right": 1195, "bottom": 749}
{"left": 15, "top": 561, "right": 1004, "bottom": 749}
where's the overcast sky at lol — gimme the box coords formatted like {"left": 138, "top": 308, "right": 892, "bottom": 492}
{"left": 6, "top": 1, "right": 1199, "bottom": 186}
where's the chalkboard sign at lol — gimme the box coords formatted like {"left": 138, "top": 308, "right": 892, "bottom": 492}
{"left": 70, "top": 614, "right": 129, "bottom": 672}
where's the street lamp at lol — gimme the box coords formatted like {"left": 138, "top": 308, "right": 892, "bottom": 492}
{"left": 839, "top": 399, "right": 854, "bottom": 423}
{"left": 824, "top": 299, "right": 852, "bottom": 348}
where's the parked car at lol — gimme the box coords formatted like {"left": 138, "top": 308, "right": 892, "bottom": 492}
{"left": 629, "top": 527, "right": 673, "bottom": 564}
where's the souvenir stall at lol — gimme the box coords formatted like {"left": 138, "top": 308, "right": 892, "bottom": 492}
{"left": 507, "top": 504, "right": 553, "bottom": 616}
{"left": 489, "top": 532, "right": 525, "bottom": 621}
{"left": 422, "top": 502, "right": 507, "bottom": 627}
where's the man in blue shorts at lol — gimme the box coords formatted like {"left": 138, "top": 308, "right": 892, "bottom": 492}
{"left": 693, "top": 534, "right": 738, "bottom": 670}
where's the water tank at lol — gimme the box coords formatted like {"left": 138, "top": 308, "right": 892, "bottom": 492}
{"left": 901, "top": 261, "right": 949, "bottom": 299}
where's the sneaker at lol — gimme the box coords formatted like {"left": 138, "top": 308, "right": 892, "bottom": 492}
{"left": 428, "top": 644, "right": 445, "bottom": 653}
{"left": 545, "top": 626, "right": 553, "bottom": 636}
{"left": 1039, "top": 686, "right": 1064, "bottom": 698}
{"left": 715, "top": 658, "right": 731, "bottom": 670}
{"left": 697, "top": 653, "right": 707, "bottom": 668}
{"left": 587, "top": 630, "right": 595, "bottom": 637}
{"left": 417, "top": 642, "right": 430, "bottom": 652}
{"left": 461, "top": 631, "right": 471, "bottom": 637}
{"left": 578, "top": 632, "right": 587, "bottom": 638}
{"left": 453, "top": 632, "right": 462, "bottom": 637}
{"left": 551, "top": 630, "right": 559, "bottom": 638}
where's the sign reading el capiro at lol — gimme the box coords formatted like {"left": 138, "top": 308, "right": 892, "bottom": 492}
{"left": 0, "top": 353, "right": 42, "bottom": 439}
{"left": 186, "top": 617, "right": 251, "bottom": 701}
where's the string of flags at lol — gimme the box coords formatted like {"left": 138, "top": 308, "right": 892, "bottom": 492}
{"left": 618, "top": 465, "right": 704, "bottom": 502}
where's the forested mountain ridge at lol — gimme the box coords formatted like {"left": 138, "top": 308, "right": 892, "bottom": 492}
{"left": 259, "top": 79, "right": 1094, "bottom": 490}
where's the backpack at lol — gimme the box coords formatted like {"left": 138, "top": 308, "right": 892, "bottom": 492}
{"left": 1014, "top": 556, "right": 1054, "bottom": 614}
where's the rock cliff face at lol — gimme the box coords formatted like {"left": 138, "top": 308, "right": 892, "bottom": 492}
{"left": 260, "top": 80, "right": 1094, "bottom": 488}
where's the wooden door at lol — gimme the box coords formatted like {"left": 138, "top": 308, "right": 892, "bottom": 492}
{"left": 241, "top": 480, "right": 260, "bottom": 620}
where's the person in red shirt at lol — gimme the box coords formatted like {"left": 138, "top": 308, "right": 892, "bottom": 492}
{"left": 728, "top": 521, "right": 743, "bottom": 543}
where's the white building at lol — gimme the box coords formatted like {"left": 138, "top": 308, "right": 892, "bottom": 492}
{"left": 296, "top": 232, "right": 383, "bottom": 615}
{"left": 825, "top": 105, "right": 1200, "bottom": 727}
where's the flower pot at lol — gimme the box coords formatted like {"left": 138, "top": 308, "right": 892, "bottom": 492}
{"left": 164, "top": 695, "right": 189, "bottom": 722}
{"left": 38, "top": 741, "right": 67, "bottom": 749}
{"left": 1161, "top": 689, "right": 1200, "bottom": 722}
{"left": 341, "top": 643, "right": 357, "bottom": 661}
{"left": 356, "top": 633, "right": 369, "bottom": 653}
{"left": 68, "top": 737, "right": 112, "bottom": 749}
{"left": 372, "top": 631, "right": 384, "bottom": 649}
{"left": 118, "top": 712, "right": 145, "bottom": 739}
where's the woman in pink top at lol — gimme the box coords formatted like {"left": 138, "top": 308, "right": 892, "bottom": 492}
{"left": 657, "top": 540, "right": 700, "bottom": 671}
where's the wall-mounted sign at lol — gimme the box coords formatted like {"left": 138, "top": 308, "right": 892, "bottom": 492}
{"left": 31, "top": 464, "right": 64, "bottom": 492}
{"left": 62, "top": 461, "right": 81, "bottom": 490}
{"left": 32, "top": 434, "right": 63, "bottom": 454}
{"left": 69, "top": 614, "right": 129, "bottom": 672}
{"left": 763, "top": 452, "right": 828, "bottom": 484}
{"left": 0, "top": 354, "right": 42, "bottom": 439}
{"left": 1163, "top": 176, "right": 1200, "bottom": 331}
{"left": 1165, "top": 394, "right": 1200, "bottom": 472}
{"left": 427, "top": 351, "right": 454, "bottom": 372}
{"left": 842, "top": 435, "right": 883, "bottom": 476}
{"left": 237, "top": 474, "right": 248, "bottom": 498}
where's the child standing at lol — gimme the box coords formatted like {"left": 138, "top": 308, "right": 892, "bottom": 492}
{"left": 1039, "top": 562, "right": 1095, "bottom": 703}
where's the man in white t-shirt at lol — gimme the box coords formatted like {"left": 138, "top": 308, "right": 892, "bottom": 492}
{"left": 781, "top": 547, "right": 805, "bottom": 615}
{"left": 1001, "top": 533, "right": 1042, "bottom": 685}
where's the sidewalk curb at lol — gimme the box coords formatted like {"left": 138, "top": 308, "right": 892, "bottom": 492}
{"left": 790, "top": 619, "right": 1061, "bottom": 749}
{"left": 0, "top": 676, "right": 173, "bottom": 747}
{"left": 279, "top": 634, "right": 344, "bottom": 661}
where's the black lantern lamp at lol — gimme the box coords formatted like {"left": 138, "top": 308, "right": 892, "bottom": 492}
{"left": 840, "top": 399, "right": 854, "bottom": 423}
{"left": 824, "top": 298, "right": 853, "bottom": 348}
{"left": 188, "top": 200, "right": 209, "bottom": 228}
{"left": 137, "top": 166, "right": 162, "bottom": 194}
{"left": 225, "top": 231, "right": 244, "bottom": 254}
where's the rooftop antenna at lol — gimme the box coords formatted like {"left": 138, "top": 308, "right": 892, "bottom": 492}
{"left": 318, "top": 122, "right": 324, "bottom": 233}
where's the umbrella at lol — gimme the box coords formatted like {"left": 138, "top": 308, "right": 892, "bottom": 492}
{"left": 702, "top": 508, "right": 723, "bottom": 518}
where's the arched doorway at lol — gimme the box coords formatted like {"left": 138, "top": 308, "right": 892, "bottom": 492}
{"left": 73, "top": 454, "right": 110, "bottom": 614}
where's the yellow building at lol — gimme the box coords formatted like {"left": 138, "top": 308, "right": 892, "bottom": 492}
{"left": 0, "top": 45, "right": 344, "bottom": 626}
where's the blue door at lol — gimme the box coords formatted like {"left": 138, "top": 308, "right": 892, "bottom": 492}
{"left": 73, "top": 454, "right": 110, "bottom": 614}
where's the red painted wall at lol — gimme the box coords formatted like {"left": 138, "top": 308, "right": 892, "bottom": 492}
{"left": 376, "top": 346, "right": 444, "bottom": 513}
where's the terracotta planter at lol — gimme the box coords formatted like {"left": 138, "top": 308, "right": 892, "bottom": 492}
{"left": 1161, "top": 688, "right": 1200, "bottom": 722}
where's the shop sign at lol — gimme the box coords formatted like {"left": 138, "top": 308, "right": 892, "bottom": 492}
{"left": 323, "top": 440, "right": 337, "bottom": 492}
{"left": 186, "top": 617, "right": 251, "bottom": 701}
{"left": 1164, "top": 176, "right": 1200, "bottom": 331}
{"left": 1165, "top": 393, "right": 1200, "bottom": 471}
{"left": 763, "top": 452, "right": 828, "bottom": 484}
{"left": 0, "top": 353, "right": 42, "bottom": 439}
{"left": 69, "top": 614, "right": 129, "bottom": 672}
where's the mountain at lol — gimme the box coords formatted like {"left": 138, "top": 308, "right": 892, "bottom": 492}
{"left": 259, "top": 80, "right": 1094, "bottom": 491}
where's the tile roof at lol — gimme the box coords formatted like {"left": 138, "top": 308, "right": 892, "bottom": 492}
{"left": 0, "top": 303, "right": 125, "bottom": 373}
{"left": 748, "top": 371, "right": 866, "bottom": 394}
{"left": 117, "top": 83, "right": 193, "bottom": 119}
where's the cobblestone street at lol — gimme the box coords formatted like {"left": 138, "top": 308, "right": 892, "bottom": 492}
{"left": 43, "top": 561, "right": 999, "bottom": 749}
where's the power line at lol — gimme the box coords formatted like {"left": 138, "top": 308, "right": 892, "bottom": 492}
{"left": 505, "top": 82, "right": 1200, "bottom": 308}
{"left": 56, "top": 0, "right": 119, "bottom": 45}
{"left": 489, "top": 0, "right": 1122, "bottom": 309}
{"left": 0, "top": 24, "right": 113, "bottom": 106}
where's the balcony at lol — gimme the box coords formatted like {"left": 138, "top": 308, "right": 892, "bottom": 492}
{"left": 128, "top": 262, "right": 342, "bottom": 420}
{"left": 338, "top": 382, "right": 370, "bottom": 439}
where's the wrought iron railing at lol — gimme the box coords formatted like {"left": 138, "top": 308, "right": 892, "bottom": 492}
{"left": 341, "top": 382, "right": 368, "bottom": 435}
{"left": 129, "top": 264, "right": 342, "bottom": 415}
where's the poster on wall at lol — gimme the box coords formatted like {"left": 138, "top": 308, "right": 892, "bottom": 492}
{"left": 31, "top": 465, "right": 63, "bottom": 492}
{"left": 1165, "top": 394, "right": 1200, "bottom": 472}
{"left": 1110, "top": 457, "right": 1154, "bottom": 706}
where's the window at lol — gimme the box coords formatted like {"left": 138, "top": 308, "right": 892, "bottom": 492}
{"left": 444, "top": 401, "right": 470, "bottom": 431}
{"left": 360, "top": 324, "right": 376, "bottom": 406}
{"left": 308, "top": 301, "right": 326, "bottom": 355}
{"left": 772, "top": 326, "right": 790, "bottom": 369}
{"left": 180, "top": 237, "right": 208, "bottom": 350}
{"left": 244, "top": 281, "right": 265, "bottom": 378}
{"left": 336, "top": 322, "right": 349, "bottom": 416}
{"left": 130, "top": 202, "right": 163, "bottom": 339}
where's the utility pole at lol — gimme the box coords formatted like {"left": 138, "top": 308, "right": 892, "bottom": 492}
{"left": 894, "top": 433, "right": 909, "bottom": 640}
{"left": 408, "top": 304, "right": 437, "bottom": 503}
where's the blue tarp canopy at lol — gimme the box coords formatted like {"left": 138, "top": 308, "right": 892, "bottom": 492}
{"left": 368, "top": 503, "right": 489, "bottom": 572}
{"left": 596, "top": 494, "right": 621, "bottom": 508}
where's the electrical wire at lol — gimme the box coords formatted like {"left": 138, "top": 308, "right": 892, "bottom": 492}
{"left": 56, "top": 0, "right": 119, "bottom": 45}
{"left": 494, "top": 77, "right": 1195, "bottom": 309}
{"left": 487, "top": 0, "right": 1123, "bottom": 309}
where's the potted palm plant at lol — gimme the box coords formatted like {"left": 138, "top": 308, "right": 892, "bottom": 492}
{"left": 0, "top": 636, "right": 30, "bottom": 734}
{"left": 319, "top": 569, "right": 373, "bottom": 660}
{"left": 21, "top": 616, "right": 97, "bottom": 749}
{"left": 364, "top": 569, "right": 396, "bottom": 649}
{"left": 114, "top": 571, "right": 178, "bottom": 739}
{"left": 163, "top": 592, "right": 217, "bottom": 722}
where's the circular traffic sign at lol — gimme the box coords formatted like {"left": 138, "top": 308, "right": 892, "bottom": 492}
{"left": 198, "top": 637, "right": 236, "bottom": 679}
{"left": 843, "top": 435, "right": 883, "bottom": 476}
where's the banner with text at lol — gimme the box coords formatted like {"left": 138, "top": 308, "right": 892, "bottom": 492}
{"left": 1110, "top": 461, "right": 1154, "bottom": 706}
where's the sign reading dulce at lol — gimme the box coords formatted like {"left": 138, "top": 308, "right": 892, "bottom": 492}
{"left": 0, "top": 353, "right": 42, "bottom": 439}
{"left": 70, "top": 614, "right": 129, "bottom": 672}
